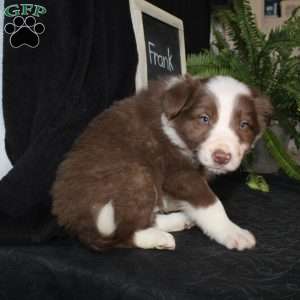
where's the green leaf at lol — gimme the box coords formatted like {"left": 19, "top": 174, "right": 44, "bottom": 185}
{"left": 246, "top": 173, "right": 270, "bottom": 192}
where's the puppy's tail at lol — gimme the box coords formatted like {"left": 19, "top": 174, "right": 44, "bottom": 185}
{"left": 78, "top": 230, "right": 118, "bottom": 251}
{"left": 78, "top": 225, "right": 134, "bottom": 251}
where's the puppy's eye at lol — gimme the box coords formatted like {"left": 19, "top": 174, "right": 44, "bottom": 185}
{"left": 199, "top": 114, "right": 210, "bottom": 124}
{"left": 240, "top": 120, "right": 250, "bottom": 129}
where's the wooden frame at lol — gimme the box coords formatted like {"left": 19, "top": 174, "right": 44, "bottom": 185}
{"left": 129, "top": 0, "right": 186, "bottom": 90}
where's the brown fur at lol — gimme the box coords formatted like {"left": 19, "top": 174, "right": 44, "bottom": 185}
{"left": 51, "top": 75, "right": 272, "bottom": 250}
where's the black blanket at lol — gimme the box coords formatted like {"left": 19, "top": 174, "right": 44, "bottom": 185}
{"left": 1, "top": 175, "right": 300, "bottom": 299}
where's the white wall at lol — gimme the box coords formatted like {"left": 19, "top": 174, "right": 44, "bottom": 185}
{"left": 0, "top": 0, "right": 13, "bottom": 179}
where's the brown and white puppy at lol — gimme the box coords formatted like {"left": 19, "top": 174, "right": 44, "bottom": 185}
{"left": 51, "top": 75, "right": 272, "bottom": 251}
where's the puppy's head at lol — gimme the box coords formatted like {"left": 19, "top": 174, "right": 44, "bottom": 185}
{"left": 161, "top": 75, "right": 272, "bottom": 174}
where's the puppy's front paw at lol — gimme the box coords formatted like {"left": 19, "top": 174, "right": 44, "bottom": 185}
{"left": 222, "top": 224, "right": 256, "bottom": 251}
{"left": 185, "top": 199, "right": 255, "bottom": 251}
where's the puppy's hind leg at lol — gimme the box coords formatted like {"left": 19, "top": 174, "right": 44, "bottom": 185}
{"left": 113, "top": 164, "right": 178, "bottom": 250}
{"left": 133, "top": 227, "right": 175, "bottom": 250}
{"left": 92, "top": 163, "right": 172, "bottom": 250}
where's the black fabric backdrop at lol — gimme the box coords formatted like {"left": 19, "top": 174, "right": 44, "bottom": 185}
{"left": 1, "top": 0, "right": 139, "bottom": 242}
{"left": 1, "top": 0, "right": 211, "bottom": 243}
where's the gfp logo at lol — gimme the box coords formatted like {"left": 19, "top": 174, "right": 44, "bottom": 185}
{"left": 4, "top": 4, "right": 47, "bottom": 48}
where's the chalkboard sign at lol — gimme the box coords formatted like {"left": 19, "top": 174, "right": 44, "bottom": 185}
{"left": 130, "top": 0, "right": 186, "bottom": 90}
{"left": 142, "top": 13, "right": 182, "bottom": 80}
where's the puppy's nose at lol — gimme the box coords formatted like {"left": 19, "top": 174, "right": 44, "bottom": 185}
{"left": 212, "top": 150, "right": 232, "bottom": 165}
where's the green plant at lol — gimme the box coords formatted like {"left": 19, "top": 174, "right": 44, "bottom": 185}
{"left": 187, "top": 0, "right": 300, "bottom": 184}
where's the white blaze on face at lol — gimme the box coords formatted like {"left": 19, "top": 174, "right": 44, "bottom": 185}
{"left": 197, "top": 76, "right": 250, "bottom": 173}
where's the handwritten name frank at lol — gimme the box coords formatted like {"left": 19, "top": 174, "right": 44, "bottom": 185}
{"left": 148, "top": 42, "right": 174, "bottom": 72}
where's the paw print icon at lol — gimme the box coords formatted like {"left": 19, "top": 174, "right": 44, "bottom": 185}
{"left": 4, "top": 16, "right": 45, "bottom": 48}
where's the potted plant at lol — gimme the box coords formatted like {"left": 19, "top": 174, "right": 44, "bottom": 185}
{"left": 187, "top": 0, "right": 300, "bottom": 190}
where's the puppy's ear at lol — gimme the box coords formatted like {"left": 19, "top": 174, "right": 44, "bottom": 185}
{"left": 252, "top": 88, "right": 273, "bottom": 130}
{"left": 162, "top": 74, "right": 197, "bottom": 120}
